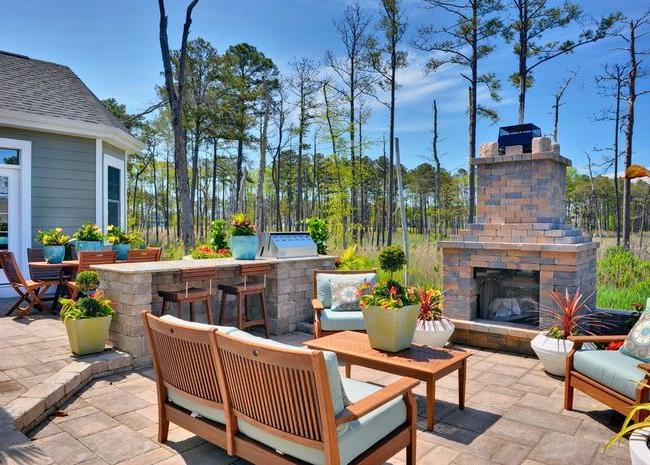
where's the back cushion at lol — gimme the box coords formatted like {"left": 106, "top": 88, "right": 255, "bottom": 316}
{"left": 316, "top": 273, "right": 377, "bottom": 308}
{"left": 621, "top": 311, "right": 650, "bottom": 362}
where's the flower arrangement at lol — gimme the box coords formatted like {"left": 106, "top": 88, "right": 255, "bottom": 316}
{"left": 359, "top": 280, "right": 418, "bottom": 310}
{"left": 417, "top": 288, "right": 444, "bottom": 325}
{"left": 230, "top": 213, "right": 256, "bottom": 236}
{"left": 59, "top": 292, "right": 115, "bottom": 322}
{"left": 191, "top": 245, "right": 231, "bottom": 259}
{"left": 36, "top": 227, "right": 70, "bottom": 246}
{"left": 106, "top": 225, "right": 140, "bottom": 245}
{"left": 73, "top": 222, "right": 104, "bottom": 242}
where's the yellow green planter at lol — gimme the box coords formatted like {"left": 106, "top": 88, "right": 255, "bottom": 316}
{"left": 64, "top": 315, "right": 112, "bottom": 355}
{"left": 362, "top": 304, "right": 419, "bottom": 352}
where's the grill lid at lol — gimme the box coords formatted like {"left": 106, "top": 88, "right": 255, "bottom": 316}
{"left": 259, "top": 232, "right": 318, "bottom": 258}
{"left": 498, "top": 123, "right": 541, "bottom": 154}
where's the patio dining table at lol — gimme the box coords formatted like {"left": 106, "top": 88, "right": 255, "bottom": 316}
{"left": 28, "top": 261, "right": 80, "bottom": 311}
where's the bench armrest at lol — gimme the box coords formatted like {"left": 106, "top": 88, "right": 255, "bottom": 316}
{"left": 568, "top": 335, "right": 627, "bottom": 348}
{"left": 335, "top": 377, "right": 420, "bottom": 426}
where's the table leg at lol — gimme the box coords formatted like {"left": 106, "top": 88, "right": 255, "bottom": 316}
{"left": 426, "top": 378, "right": 435, "bottom": 431}
{"left": 345, "top": 363, "right": 351, "bottom": 378}
{"left": 459, "top": 359, "right": 466, "bottom": 410}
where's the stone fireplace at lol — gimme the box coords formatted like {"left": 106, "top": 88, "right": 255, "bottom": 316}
{"left": 438, "top": 136, "right": 597, "bottom": 353}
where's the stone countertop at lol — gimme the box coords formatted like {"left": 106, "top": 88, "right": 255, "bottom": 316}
{"left": 91, "top": 255, "right": 337, "bottom": 274}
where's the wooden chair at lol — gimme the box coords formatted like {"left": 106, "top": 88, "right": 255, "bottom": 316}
{"left": 218, "top": 263, "right": 271, "bottom": 337}
{"left": 127, "top": 247, "right": 162, "bottom": 263}
{"left": 159, "top": 267, "right": 216, "bottom": 324}
{"left": 565, "top": 335, "right": 650, "bottom": 422}
{"left": 27, "top": 248, "right": 66, "bottom": 307}
{"left": 66, "top": 251, "right": 117, "bottom": 299}
{"left": 0, "top": 251, "right": 53, "bottom": 317}
{"left": 213, "top": 330, "right": 419, "bottom": 465}
{"left": 142, "top": 311, "right": 228, "bottom": 449}
{"left": 312, "top": 269, "right": 377, "bottom": 339}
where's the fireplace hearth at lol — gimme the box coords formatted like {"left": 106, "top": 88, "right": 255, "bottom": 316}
{"left": 475, "top": 268, "right": 539, "bottom": 327}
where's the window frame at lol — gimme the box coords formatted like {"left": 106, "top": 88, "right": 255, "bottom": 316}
{"left": 103, "top": 153, "right": 126, "bottom": 230}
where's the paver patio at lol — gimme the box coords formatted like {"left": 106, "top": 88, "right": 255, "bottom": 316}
{"left": 0, "top": 310, "right": 632, "bottom": 465}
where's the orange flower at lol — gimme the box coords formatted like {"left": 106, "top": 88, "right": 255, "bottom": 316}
{"left": 389, "top": 286, "right": 398, "bottom": 297}
{"left": 625, "top": 164, "right": 649, "bottom": 179}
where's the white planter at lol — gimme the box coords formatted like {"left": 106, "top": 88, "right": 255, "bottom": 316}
{"left": 630, "top": 429, "right": 650, "bottom": 465}
{"left": 530, "top": 332, "right": 596, "bottom": 377}
{"left": 412, "top": 318, "right": 455, "bottom": 348}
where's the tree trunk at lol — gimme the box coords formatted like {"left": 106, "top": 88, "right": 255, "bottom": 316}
{"left": 623, "top": 19, "right": 637, "bottom": 250}
{"left": 256, "top": 83, "right": 270, "bottom": 232}
{"left": 614, "top": 78, "right": 622, "bottom": 246}
{"left": 517, "top": 1, "right": 528, "bottom": 124}
{"left": 433, "top": 100, "right": 441, "bottom": 237}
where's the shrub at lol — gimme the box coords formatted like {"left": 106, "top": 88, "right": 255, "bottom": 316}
{"left": 59, "top": 293, "right": 115, "bottom": 321}
{"left": 209, "top": 220, "right": 229, "bottom": 250}
{"left": 306, "top": 218, "right": 328, "bottom": 255}
{"left": 597, "top": 246, "right": 650, "bottom": 289}
{"left": 378, "top": 246, "right": 407, "bottom": 277}
{"left": 36, "top": 227, "right": 70, "bottom": 246}
{"left": 73, "top": 222, "right": 104, "bottom": 241}
{"left": 230, "top": 213, "right": 256, "bottom": 236}
{"left": 75, "top": 271, "right": 99, "bottom": 293}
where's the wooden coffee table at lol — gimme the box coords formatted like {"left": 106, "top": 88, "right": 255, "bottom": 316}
{"left": 305, "top": 331, "right": 471, "bottom": 431}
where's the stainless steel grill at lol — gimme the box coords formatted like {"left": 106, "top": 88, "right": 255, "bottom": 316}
{"left": 259, "top": 232, "right": 318, "bottom": 259}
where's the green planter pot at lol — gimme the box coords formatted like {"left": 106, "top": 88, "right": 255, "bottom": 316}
{"left": 64, "top": 315, "right": 112, "bottom": 355}
{"left": 362, "top": 304, "right": 419, "bottom": 352}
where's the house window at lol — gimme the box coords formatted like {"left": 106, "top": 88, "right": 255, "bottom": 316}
{"left": 0, "top": 148, "right": 19, "bottom": 165}
{"left": 107, "top": 166, "right": 120, "bottom": 227}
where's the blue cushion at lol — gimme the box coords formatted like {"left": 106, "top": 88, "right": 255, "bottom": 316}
{"left": 316, "top": 273, "right": 376, "bottom": 308}
{"left": 573, "top": 349, "right": 646, "bottom": 399}
{"left": 228, "top": 330, "right": 347, "bottom": 416}
{"left": 238, "top": 377, "right": 407, "bottom": 465}
{"left": 159, "top": 315, "right": 238, "bottom": 334}
{"left": 167, "top": 389, "right": 226, "bottom": 424}
{"left": 320, "top": 309, "right": 366, "bottom": 332}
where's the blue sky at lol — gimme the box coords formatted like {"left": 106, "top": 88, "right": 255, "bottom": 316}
{"left": 1, "top": 0, "right": 649, "bottom": 174}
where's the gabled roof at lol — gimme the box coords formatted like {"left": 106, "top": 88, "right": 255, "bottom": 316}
{"left": 0, "top": 51, "right": 143, "bottom": 152}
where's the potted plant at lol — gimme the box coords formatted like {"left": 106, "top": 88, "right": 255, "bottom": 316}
{"left": 412, "top": 287, "right": 455, "bottom": 347}
{"left": 74, "top": 271, "right": 100, "bottom": 297}
{"left": 229, "top": 213, "right": 258, "bottom": 260}
{"left": 73, "top": 222, "right": 104, "bottom": 252}
{"left": 358, "top": 246, "right": 419, "bottom": 352}
{"left": 36, "top": 227, "right": 70, "bottom": 264}
{"left": 106, "top": 225, "right": 139, "bottom": 260}
{"left": 59, "top": 292, "right": 115, "bottom": 355}
{"left": 530, "top": 288, "right": 600, "bottom": 377}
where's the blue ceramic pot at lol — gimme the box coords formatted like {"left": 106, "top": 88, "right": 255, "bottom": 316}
{"left": 76, "top": 241, "right": 102, "bottom": 253}
{"left": 112, "top": 243, "right": 130, "bottom": 260}
{"left": 43, "top": 245, "right": 65, "bottom": 264}
{"left": 229, "top": 235, "right": 259, "bottom": 260}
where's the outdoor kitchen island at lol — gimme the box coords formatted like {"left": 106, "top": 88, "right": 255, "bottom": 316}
{"left": 92, "top": 255, "right": 336, "bottom": 365}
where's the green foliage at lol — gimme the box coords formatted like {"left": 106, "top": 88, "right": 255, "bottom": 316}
{"left": 598, "top": 247, "right": 650, "bottom": 289}
{"left": 59, "top": 294, "right": 115, "bottom": 321}
{"left": 73, "top": 222, "right": 104, "bottom": 242}
{"left": 336, "top": 245, "right": 372, "bottom": 270}
{"left": 106, "top": 225, "right": 140, "bottom": 245}
{"left": 190, "top": 245, "right": 231, "bottom": 259}
{"left": 75, "top": 271, "right": 100, "bottom": 293}
{"left": 306, "top": 218, "right": 328, "bottom": 255}
{"left": 209, "top": 220, "right": 229, "bottom": 250}
{"left": 36, "top": 227, "right": 70, "bottom": 246}
{"left": 378, "top": 246, "right": 407, "bottom": 276}
{"left": 230, "top": 213, "right": 256, "bottom": 236}
{"left": 597, "top": 282, "right": 650, "bottom": 311}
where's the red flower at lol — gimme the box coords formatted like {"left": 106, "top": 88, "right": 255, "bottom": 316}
{"left": 606, "top": 341, "right": 624, "bottom": 351}
{"left": 389, "top": 286, "right": 398, "bottom": 297}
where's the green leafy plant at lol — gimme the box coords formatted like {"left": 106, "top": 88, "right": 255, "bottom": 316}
{"left": 209, "top": 220, "right": 229, "bottom": 251}
{"left": 75, "top": 271, "right": 100, "bottom": 293}
{"left": 306, "top": 218, "right": 328, "bottom": 255}
{"left": 73, "top": 222, "right": 104, "bottom": 242}
{"left": 36, "top": 227, "right": 70, "bottom": 246}
{"left": 190, "top": 245, "right": 231, "bottom": 259}
{"left": 106, "top": 225, "right": 140, "bottom": 245}
{"left": 598, "top": 246, "right": 650, "bottom": 290}
{"left": 417, "top": 288, "right": 444, "bottom": 323}
{"left": 378, "top": 246, "right": 407, "bottom": 278}
{"left": 59, "top": 292, "right": 115, "bottom": 322}
{"left": 359, "top": 279, "right": 418, "bottom": 310}
{"left": 230, "top": 213, "right": 256, "bottom": 236}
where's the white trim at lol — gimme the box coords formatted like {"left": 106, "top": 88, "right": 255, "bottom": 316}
{"left": 103, "top": 153, "right": 126, "bottom": 229}
{"left": 0, "top": 137, "right": 31, "bottom": 285}
{"left": 0, "top": 108, "right": 144, "bottom": 153}
{"left": 95, "top": 139, "right": 103, "bottom": 228}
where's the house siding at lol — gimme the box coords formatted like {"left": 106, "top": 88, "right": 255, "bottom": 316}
{"left": 103, "top": 141, "right": 125, "bottom": 162}
{"left": 0, "top": 126, "right": 96, "bottom": 244}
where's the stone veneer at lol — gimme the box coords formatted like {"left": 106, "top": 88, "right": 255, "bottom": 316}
{"left": 93, "top": 256, "right": 336, "bottom": 365}
{"left": 439, "top": 137, "right": 598, "bottom": 339}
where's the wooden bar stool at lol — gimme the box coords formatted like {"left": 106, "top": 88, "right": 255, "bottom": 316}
{"left": 158, "top": 267, "right": 216, "bottom": 324}
{"left": 218, "top": 263, "right": 271, "bottom": 337}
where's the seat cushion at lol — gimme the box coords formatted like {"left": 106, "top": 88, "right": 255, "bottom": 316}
{"left": 320, "top": 309, "right": 366, "bottom": 332}
{"left": 167, "top": 389, "right": 227, "bottom": 424}
{"left": 573, "top": 349, "right": 646, "bottom": 399}
{"left": 228, "top": 330, "right": 347, "bottom": 415}
{"left": 238, "top": 377, "right": 407, "bottom": 465}
{"left": 621, "top": 311, "right": 650, "bottom": 362}
{"left": 159, "top": 315, "right": 238, "bottom": 334}
{"left": 316, "top": 273, "right": 376, "bottom": 308}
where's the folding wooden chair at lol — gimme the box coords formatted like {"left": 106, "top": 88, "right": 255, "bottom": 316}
{"left": 0, "top": 251, "right": 53, "bottom": 317}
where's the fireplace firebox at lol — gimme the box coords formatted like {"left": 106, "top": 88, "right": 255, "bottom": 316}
{"left": 475, "top": 268, "right": 540, "bottom": 327}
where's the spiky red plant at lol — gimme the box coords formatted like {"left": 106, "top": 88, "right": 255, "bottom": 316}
{"left": 541, "top": 288, "right": 607, "bottom": 340}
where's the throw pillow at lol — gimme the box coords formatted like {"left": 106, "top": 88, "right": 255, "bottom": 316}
{"left": 330, "top": 279, "right": 369, "bottom": 311}
{"left": 316, "top": 272, "right": 376, "bottom": 308}
{"left": 621, "top": 311, "right": 650, "bottom": 362}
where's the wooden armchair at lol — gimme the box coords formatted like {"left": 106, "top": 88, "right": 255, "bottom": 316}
{"left": 0, "top": 251, "right": 54, "bottom": 317}
{"left": 565, "top": 335, "right": 650, "bottom": 421}
{"left": 67, "top": 251, "right": 117, "bottom": 298}
{"left": 214, "top": 330, "right": 419, "bottom": 465}
{"left": 312, "top": 269, "right": 377, "bottom": 339}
